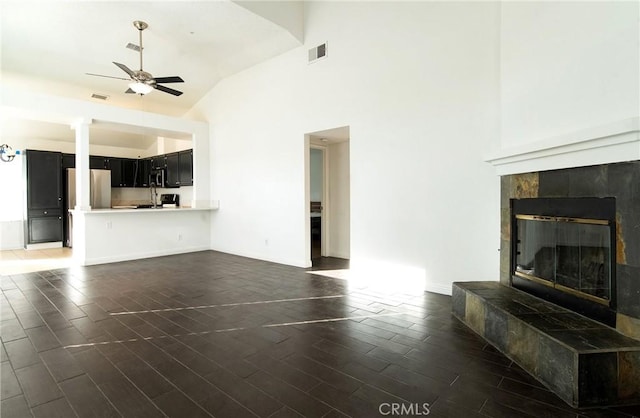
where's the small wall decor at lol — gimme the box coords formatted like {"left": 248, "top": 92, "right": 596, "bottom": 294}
{"left": 0, "top": 144, "right": 19, "bottom": 162}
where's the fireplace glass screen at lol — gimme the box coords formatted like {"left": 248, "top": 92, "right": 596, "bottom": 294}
{"left": 515, "top": 215, "right": 611, "bottom": 304}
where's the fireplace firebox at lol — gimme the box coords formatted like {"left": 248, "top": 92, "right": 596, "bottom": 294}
{"left": 511, "top": 197, "right": 617, "bottom": 326}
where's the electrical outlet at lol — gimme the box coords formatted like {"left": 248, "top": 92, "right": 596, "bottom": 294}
{"left": 178, "top": 233, "right": 183, "bottom": 241}
{"left": 106, "top": 221, "right": 112, "bottom": 229}
{"left": 265, "top": 239, "right": 269, "bottom": 246}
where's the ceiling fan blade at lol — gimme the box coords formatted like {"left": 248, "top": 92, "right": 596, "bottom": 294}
{"left": 86, "top": 72, "right": 131, "bottom": 81}
{"left": 153, "top": 76, "right": 184, "bottom": 84}
{"left": 155, "top": 84, "right": 183, "bottom": 96}
{"left": 113, "top": 62, "right": 135, "bottom": 78}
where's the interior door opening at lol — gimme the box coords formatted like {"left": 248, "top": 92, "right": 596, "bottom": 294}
{"left": 305, "top": 126, "right": 350, "bottom": 267}
{"left": 310, "top": 148, "right": 324, "bottom": 259}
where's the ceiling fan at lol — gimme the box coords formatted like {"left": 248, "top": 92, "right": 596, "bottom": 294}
{"left": 87, "top": 20, "right": 184, "bottom": 96}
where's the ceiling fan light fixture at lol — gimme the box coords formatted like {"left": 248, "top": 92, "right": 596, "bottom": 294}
{"left": 128, "top": 81, "right": 153, "bottom": 95}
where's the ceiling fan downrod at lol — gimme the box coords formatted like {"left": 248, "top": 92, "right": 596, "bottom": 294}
{"left": 133, "top": 20, "right": 148, "bottom": 72}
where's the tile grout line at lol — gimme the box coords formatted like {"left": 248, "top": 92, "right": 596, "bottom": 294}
{"left": 108, "top": 294, "right": 349, "bottom": 316}
{"left": 63, "top": 312, "right": 409, "bottom": 349}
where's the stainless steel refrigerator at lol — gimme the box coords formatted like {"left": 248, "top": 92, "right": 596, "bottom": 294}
{"left": 66, "top": 168, "right": 111, "bottom": 247}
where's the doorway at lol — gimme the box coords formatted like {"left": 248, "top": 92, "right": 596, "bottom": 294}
{"left": 310, "top": 147, "right": 324, "bottom": 259}
{"left": 305, "top": 126, "right": 350, "bottom": 266}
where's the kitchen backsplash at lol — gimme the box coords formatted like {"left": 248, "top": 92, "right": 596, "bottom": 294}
{"left": 111, "top": 186, "right": 192, "bottom": 207}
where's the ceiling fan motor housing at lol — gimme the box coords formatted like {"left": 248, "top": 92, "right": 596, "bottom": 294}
{"left": 134, "top": 70, "right": 154, "bottom": 84}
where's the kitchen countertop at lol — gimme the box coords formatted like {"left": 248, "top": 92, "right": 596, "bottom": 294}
{"left": 70, "top": 206, "right": 218, "bottom": 214}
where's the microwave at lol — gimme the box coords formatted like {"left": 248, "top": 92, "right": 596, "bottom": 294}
{"left": 149, "top": 168, "right": 165, "bottom": 187}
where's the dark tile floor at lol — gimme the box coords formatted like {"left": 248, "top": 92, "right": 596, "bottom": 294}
{"left": 1, "top": 251, "right": 639, "bottom": 418}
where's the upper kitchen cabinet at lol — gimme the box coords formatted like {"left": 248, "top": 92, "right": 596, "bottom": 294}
{"left": 106, "top": 157, "right": 138, "bottom": 187}
{"left": 178, "top": 150, "right": 193, "bottom": 186}
{"left": 137, "top": 158, "right": 152, "bottom": 188}
{"left": 165, "top": 150, "right": 193, "bottom": 187}
{"left": 152, "top": 155, "right": 166, "bottom": 170}
{"left": 165, "top": 152, "right": 180, "bottom": 187}
{"left": 90, "top": 155, "right": 107, "bottom": 169}
{"left": 61, "top": 153, "right": 75, "bottom": 170}
{"left": 24, "top": 150, "right": 63, "bottom": 246}
{"left": 122, "top": 159, "right": 137, "bottom": 187}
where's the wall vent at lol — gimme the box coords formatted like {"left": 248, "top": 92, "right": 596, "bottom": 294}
{"left": 308, "top": 42, "right": 327, "bottom": 63}
{"left": 91, "top": 93, "right": 109, "bottom": 101}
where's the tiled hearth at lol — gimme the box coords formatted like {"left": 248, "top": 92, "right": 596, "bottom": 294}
{"left": 453, "top": 281, "right": 640, "bottom": 408}
{"left": 454, "top": 160, "right": 640, "bottom": 408}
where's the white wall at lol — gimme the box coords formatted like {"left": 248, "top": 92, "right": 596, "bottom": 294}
{"left": 195, "top": 1, "right": 501, "bottom": 294}
{"left": 0, "top": 156, "right": 24, "bottom": 249}
{"left": 500, "top": 1, "right": 640, "bottom": 148}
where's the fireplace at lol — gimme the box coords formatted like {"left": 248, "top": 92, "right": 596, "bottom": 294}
{"left": 511, "top": 197, "right": 617, "bottom": 326}
{"left": 454, "top": 161, "right": 640, "bottom": 408}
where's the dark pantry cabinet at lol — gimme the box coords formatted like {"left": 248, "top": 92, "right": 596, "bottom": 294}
{"left": 24, "top": 150, "right": 63, "bottom": 246}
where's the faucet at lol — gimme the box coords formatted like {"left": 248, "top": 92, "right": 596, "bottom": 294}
{"left": 150, "top": 181, "right": 158, "bottom": 208}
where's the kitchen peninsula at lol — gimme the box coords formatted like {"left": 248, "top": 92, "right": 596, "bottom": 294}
{"left": 70, "top": 203, "right": 218, "bottom": 266}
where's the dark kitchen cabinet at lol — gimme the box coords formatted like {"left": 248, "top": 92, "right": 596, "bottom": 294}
{"left": 178, "top": 150, "right": 193, "bottom": 186}
{"left": 163, "top": 150, "right": 193, "bottom": 187}
{"left": 90, "top": 155, "right": 107, "bottom": 169}
{"left": 24, "top": 150, "right": 63, "bottom": 246}
{"left": 107, "top": 158, "right": 122, "bottom": 187}
{"left": 137, "top": 158, "right": 152, "bottom": 187}
{"left": 165, "top": 152, "right": 180, "bottom": 187}
{"left": 58, "top": 149, "right": 192, "bottom": 190}
{"left": 122, "top": 159, "right": 137, "bottom": 187}
{"left": 61, "top": 153, "right": 75, "bottom": 170}
{"left": 152, "top": 155, "right": 166, "bottom": 170}
{"left": 28, "top": 213, "right": 63, "bottom": 243}
{"left": 107, "top": 157, "right": 137, "bottom": 187}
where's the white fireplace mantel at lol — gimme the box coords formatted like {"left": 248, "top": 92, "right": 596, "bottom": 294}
{"left": 485, "top": 117, "right": 640, "bottom": 176}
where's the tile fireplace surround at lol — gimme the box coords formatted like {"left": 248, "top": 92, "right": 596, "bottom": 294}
{"left": 455, "top": 160, "right": 640, "bottom": 408}
{"left": 500, "top": 161, "right": 640, "bottom": 339}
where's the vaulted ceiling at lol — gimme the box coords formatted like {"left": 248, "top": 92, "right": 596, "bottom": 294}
{"left": 1, "top": 1, "right": 303, "bottom": 146}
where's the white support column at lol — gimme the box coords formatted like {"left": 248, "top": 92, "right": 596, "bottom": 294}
{"left": 72, "top": 119, "right": 92, "bottom": 210}
{"left": 191, "top": 126, "right": 212, "bottom": 208}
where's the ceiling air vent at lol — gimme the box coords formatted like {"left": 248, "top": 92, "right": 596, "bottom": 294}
{"left": 91, "top": 93, "right": 109, "bottom": 101}
{"left": 308, "top": 42, "right": 327, "bottom": 64}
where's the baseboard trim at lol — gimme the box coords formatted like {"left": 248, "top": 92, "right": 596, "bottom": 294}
{"left": 26, "top": 242, "right": 63, "bottom": 250}
{"left": 81, "top": 246, "right": 210, "bottom": 266}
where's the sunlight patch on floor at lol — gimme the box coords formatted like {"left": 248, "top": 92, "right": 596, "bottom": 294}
{"left": 0, "top": 248, "right": 73, "bottom": 275}
{"left": 307, "top": 262, "right": 427, "bottom": 294}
